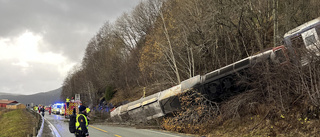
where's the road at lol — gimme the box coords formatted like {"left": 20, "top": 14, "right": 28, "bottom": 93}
{"left": 42, "top": 111, "right": 193, "bottom": 137}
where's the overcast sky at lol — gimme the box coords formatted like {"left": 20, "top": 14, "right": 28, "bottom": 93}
{"left": 0, "top": 0, "right": 141, "bottom": 95}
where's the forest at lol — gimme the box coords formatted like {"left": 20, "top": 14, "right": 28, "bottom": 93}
{"left": 61, "top": 0, "right": 320, "bottom": 136}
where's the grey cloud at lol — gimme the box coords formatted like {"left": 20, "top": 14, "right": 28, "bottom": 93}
{"left": 0, "top": 0, "right": 141, "bottom": 94}
{"left": 0, "top": 0, "right": 141, "bottom": 61}
{"left": 0, "top": 59, "right": 64, "bottom": 94}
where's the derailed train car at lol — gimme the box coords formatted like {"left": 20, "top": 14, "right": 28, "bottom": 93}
{"left": 284, "top": 17, "right": 320, "bottom": 66}
{"left": 111, "top": 45, "right": 288, "bottom": 122}
{"left": 111, "top": 17, "right": 320, "bottom": 122}
{"left": 111, "top": 75, "right": 201, "bottom": 122}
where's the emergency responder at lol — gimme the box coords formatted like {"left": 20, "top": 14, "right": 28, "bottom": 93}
{"left": 66, "top": 97, "right": 70, "bottom": 108}
{"left": 34, "top": 105, "right": 38, "bottom": 112}
{"left": 86, "top": 107, "right": 90, "bottom": 114}
{"left": 86, "top": 107, "right": 91, "bottom": 124}
{"left": 40, "top": 106, "right": 45, "bottom": 117}
{"left": 75, "top": 105, "right": 89, "bottom": 137}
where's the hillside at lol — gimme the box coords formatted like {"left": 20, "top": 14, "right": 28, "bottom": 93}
{"left": 0, "top": 88, "right": 62, "bottom": 106}
{"left": 58, "top": 0, "right": 320, "bottom": 136}
{"left": 60, "top": 0, "right": 320, "bottom": 106}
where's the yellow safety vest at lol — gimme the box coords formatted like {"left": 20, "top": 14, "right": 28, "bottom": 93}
{"left": 86, "top": 108, "right": 90, "bottom": 113}
{"left": 75, "top": 114, "right": 88, "bottom": 130}
{"left": 66, "top": 98, "right": 70, "bottom": 102}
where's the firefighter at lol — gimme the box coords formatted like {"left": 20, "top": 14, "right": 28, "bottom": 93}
{"left": 75, "top": 105, "right": 89, "bottom": 137}
{"left": 66, "top": 97, "right": 70, "bottom": 108}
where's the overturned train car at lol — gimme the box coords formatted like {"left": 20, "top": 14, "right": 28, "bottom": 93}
{"left": 110, "top": 45, "right": 289, "bottom": 122}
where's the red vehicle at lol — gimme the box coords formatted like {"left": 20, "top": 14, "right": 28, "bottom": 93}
{"left": 45, "top": 106, "right": 50, "bottom": 111}
{"left": 64, "top": 100, "right": 81, "bottom": 118}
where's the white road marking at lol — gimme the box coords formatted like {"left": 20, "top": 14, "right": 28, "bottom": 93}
{"left": 45, "top": 117, "right": 62, "bottom": 137}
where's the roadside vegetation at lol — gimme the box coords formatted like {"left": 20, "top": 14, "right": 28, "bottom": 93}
{"left": 162, "top": 59, "right": 320, "bottom": 136}
{"left": 60, "top": 0, "right": 320, "bottom": 136}
{"left": 0, "top": 109, "right": 37, "bottom": 137}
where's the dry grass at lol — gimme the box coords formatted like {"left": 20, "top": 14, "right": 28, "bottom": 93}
{"left": 161, "top": 58, "right": 320, "bottom": 136}
{"left": 161, "top": 92, "right": 219, "bottom": 134}
{"left": 207, "top": 104, "right": 320, "bottom": 137}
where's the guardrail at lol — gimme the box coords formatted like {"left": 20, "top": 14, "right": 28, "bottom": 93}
{"left": 26, "top": 108, "right": 44, "bottom": 137}
{"left": 37, "top": 113, "right": 44, "bottom": 137}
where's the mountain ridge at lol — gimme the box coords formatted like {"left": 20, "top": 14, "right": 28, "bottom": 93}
{"left": 0, "top": 88, "right": 62, "bottom": 106}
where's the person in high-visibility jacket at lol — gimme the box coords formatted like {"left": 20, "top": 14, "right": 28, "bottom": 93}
{"left": 66, "top": 97, "right": 70, "bottom": 102}
{"left": 86, "top": 107, "right": 91, "bottom": 124}
{"left": 75, "top": 105, "right": 89, "bottom": 137}
{"left": 66, "top": 97, "right": 70, "bottom": 108}
{"left": 86, "top": 107, "right": 90, "bottom": 113}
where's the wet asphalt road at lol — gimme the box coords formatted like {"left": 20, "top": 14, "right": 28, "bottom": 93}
{"left": 43, "top": 112, "right": 193, "bottom": 137}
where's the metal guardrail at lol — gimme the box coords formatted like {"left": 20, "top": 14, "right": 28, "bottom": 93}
{"left": 26, "top": 108, "right": 44, "bottom": 137}
{"left": 45, "top": 117, "right": 62, "bottom": 137}
{"left": 37, "top": 113, "right": 44, "bottom": 137}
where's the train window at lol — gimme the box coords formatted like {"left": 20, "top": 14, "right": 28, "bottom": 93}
{"left": 205, "top": 71, "right": 218, "bottom": 81}
{"left": 317, "top": 26, "right": 320, "bottom": 36}
{"left": 302, "top": 28, "right": 320, "bottom": 47}
{"left": 273, "top": 49, "right": 287, "bottom": 64}
{"left": 220, "top": 65, "right": 233, "bottom": 75}
{"left": 290, "top": 35, "right": 304, "bottom": 49}
{"left": 304, "top": 35, "right": 317, "bottom": 47}
{"left": 234, "top": 58, "right": 250, "bottom": 70}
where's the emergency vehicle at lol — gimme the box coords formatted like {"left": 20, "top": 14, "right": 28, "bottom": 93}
{"left": 64, "top": 100, "right": 81, "bottom": 118}
{"left": 52, "top": 103, "right": 64, "bottom": 114}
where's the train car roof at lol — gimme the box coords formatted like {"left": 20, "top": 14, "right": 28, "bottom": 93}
{"left": 284, "top": 17, "right": 320, "bottom": 38}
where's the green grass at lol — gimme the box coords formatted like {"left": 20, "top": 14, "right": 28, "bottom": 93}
{"left": 0, "top": 109, "right": 37, "bottom": 137}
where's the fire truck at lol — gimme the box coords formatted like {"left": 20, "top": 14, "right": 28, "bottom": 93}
{"left": 64, "top": 95, "right": 82, "bottom": 118}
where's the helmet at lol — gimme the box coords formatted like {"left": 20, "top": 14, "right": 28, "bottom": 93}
{"left": 79, "top": 105, "right": 86, "bottom": 112}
